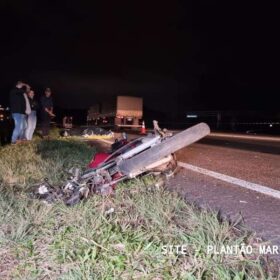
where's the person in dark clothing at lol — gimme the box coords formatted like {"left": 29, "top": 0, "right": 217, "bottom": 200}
{"left": 0, "top": 107, "right": 13, "bottom": 146}
{"left": 25, "top": 90, "right": 39, "bottom": 140}
{"left": 40, "top": 88, "right": 55, "bottom": 138}
{"left": 9, "top": 81, "right": 30, "bottom": 144}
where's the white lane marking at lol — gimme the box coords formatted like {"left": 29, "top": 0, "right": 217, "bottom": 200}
{"left": 208, "top": 133, "right": 280, "bottom": 142}
{"left": 178, "top": 161, "right": 280, "bottom": 200}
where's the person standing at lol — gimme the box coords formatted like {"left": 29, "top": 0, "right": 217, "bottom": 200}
{"left": 20, "top": 87, "right": 32, "bottom": 140}
{"left": 25, "top": 90, "right": 38, "bottom": 140}
{"left": 9, "top": 81, "right": 29, "bottom": 144}
{"left": 40, "top": 88, "right": 55, "bottom": 138}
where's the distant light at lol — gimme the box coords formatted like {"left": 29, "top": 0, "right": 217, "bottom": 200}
{"left": 187, "top": 114, "right": 198, "bottom": 118}
{"left": 269, "top": 124, "right": 273, "bottom": 127}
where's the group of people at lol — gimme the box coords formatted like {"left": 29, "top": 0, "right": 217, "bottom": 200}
{"left": 9, "top": 81, "right": 55, "bottom": 144}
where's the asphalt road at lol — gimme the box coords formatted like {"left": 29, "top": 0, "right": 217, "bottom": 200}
{"left": 168, "top": 133, "right": 280, "bottom": 258}
{"left": 176, "top": 134, "right": 280, "bottom": 190}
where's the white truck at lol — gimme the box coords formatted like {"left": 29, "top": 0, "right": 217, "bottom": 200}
{"left": 87, "top": 96, "right": 143, "bottom": 129}
{"left": 114, "top": 96, "right": 143, "bottom": 128}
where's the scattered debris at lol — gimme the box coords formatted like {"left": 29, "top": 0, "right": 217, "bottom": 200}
{"left": 82, "top": 127, "right": 114, "bottom": 139}
{"left": 60, "top": 126, "right": 114, "bottom": 139}
{"left": 105, "top": 207, "right": 115, "bottom": 215}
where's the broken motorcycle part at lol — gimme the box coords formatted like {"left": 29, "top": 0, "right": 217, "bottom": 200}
{"left": 31, "top": 122, "right": 210, "bottom": 206}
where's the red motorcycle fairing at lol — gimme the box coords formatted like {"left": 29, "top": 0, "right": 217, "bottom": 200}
{"left": 88, "top": 153, "right": 110, "bottom": 168}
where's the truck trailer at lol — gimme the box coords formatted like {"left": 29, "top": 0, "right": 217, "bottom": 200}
{"left": 87, "top": 96, "right": 143, "bottom": 129}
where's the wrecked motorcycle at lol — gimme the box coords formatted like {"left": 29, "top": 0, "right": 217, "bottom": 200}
{"left": 31, "top": 121, "right": 210, "bottom": 206}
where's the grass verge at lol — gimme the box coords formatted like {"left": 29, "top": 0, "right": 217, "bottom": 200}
{"left": 0, "top": 139, "right": 279, "bottom": 279}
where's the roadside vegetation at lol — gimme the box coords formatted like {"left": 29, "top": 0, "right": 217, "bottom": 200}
{"left": 0, "top": 138, "right": 279, "bottom": 279}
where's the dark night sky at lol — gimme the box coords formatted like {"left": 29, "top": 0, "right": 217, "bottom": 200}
{"left": 0, "top": 1, "right": 279, "bottom": 112}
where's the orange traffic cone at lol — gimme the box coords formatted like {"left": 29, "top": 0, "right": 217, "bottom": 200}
{"left": 140, "top": 121, "right": 146, "bottom": 134}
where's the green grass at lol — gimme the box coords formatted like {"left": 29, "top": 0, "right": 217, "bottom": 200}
{"left": 0, "top": 138, "right": 94, "bottom": 187}
{"left": 0, "top": 139, "right": 279, "bottom": 279}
